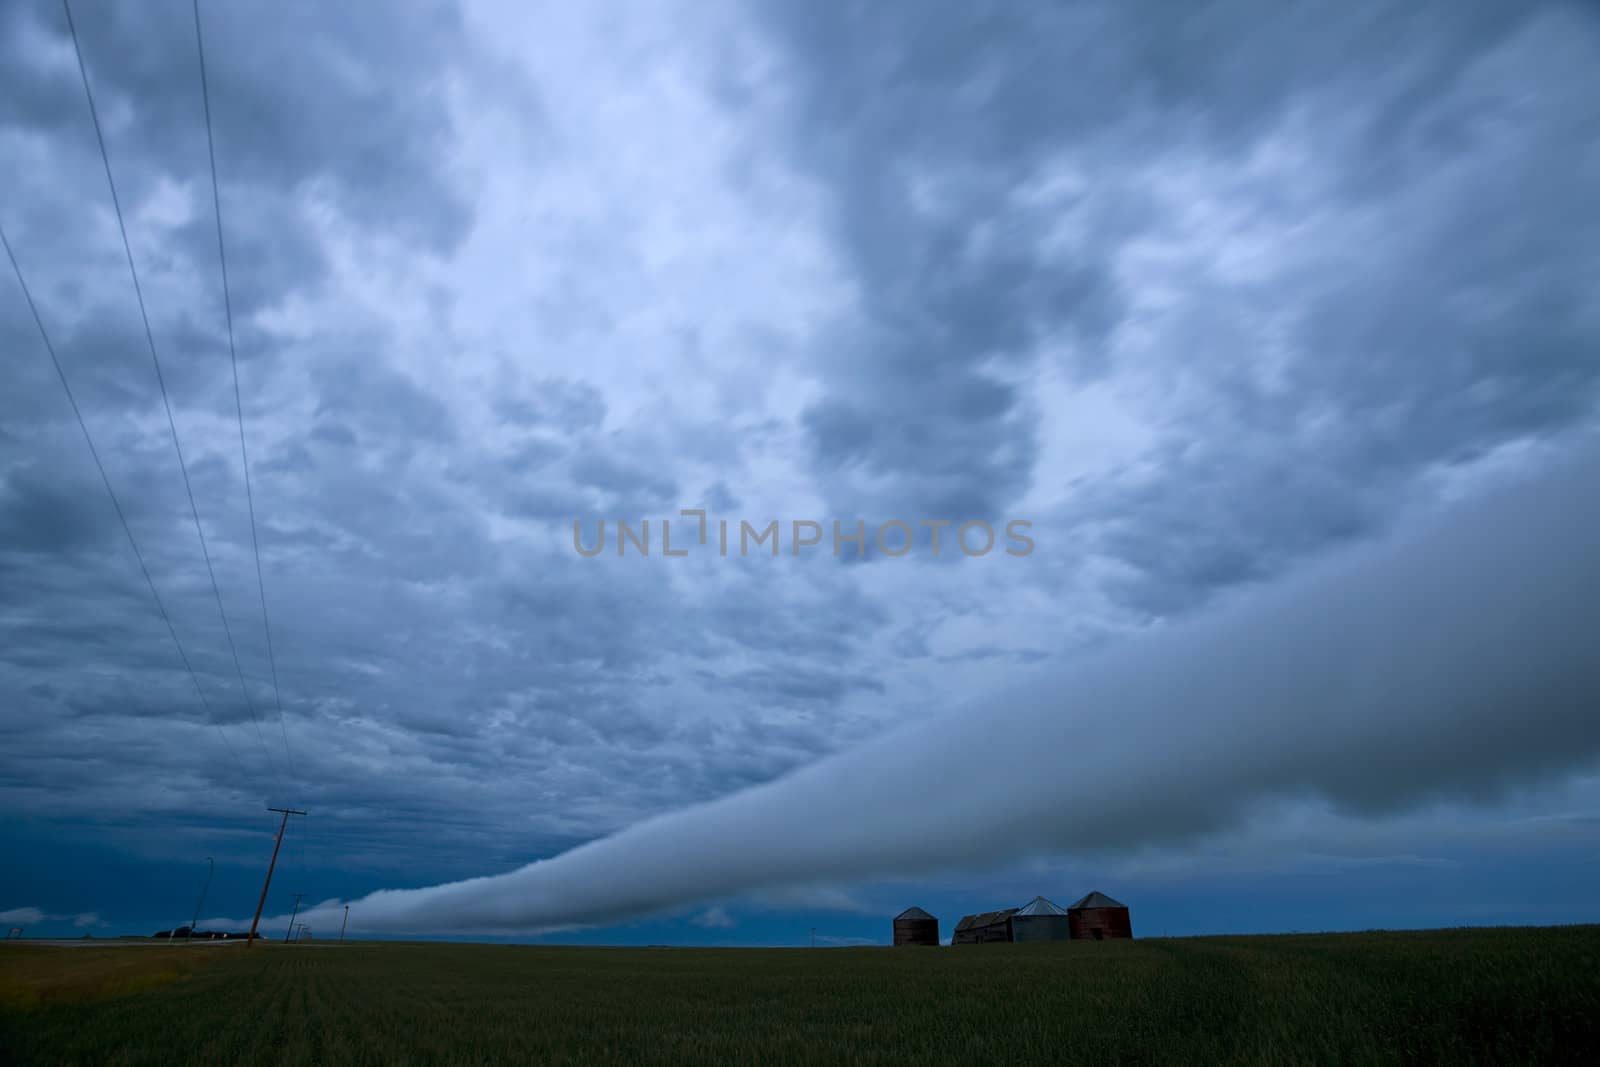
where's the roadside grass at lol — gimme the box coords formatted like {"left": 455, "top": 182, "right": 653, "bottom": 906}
{"left": 2, "top": 925, "right": 1596, "bottom": 1065}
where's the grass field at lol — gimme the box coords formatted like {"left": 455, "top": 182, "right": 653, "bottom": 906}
{"left": 3, "top": 926, "right": 1596, "bottom": 1065}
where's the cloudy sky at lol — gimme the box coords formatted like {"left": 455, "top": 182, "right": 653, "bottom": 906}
{"left": 3, "top": 0, "right": 1598, "bottom": 944}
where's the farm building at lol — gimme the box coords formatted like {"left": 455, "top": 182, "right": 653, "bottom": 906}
{"left": 950, "top": 892, "right": 1134, "bottom": 944}
{"left": 152, "top": 927, "right": 245, "bottom": 940}
{"left": 1067, "top": 890, "right": 1133, "bottom": 940}
{"left": 892, "top": 906, "right": 940, "bottom": 946}
{"left": 952, "top": 907, "right": 1018, "bottom": 944}
{"left": 1010, "top": 896, "right": 1072, "bottom": 942}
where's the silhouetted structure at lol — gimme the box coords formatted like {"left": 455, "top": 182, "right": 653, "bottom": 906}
{"left": 153, "top": 927, "right": 247, "bottom": 940}
{"left": 952, "top": 907, "right": 1018, "bottom": 944}
{"left": 892, "top": 906, "right": 940, "bottom": 946}
{"left": 1010, "top": 896, "right": 1072, "bottom": 942}
{"left": 950, "top": 892, "right": 1134, "bottom": 944}
{"left": 1067, "top": 891, "right": 1132, "bottom": 940}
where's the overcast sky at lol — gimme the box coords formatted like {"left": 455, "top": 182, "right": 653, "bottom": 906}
{"left": 3, "top": 0, "right": 1598, "bottom": 943}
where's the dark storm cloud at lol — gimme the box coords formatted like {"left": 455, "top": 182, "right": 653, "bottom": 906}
{"left": 755, "top": 2, "right": 1139, "bottom": 520}
{"left": 0, "top": 461, "right": 115, "bottom": 555}
{"left": 2, "top": 0, "right": 549, "bottom": 841}
{"left": 759, "top": 0, "right": 1600, "bottom": 594}
{"left": 5, "top": 0, "right": 1599, "bottom": 935}
{"left": 0, "top": 0, "right": 472, "bottom": 262}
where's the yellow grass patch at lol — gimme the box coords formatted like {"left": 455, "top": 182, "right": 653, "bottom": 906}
{"left": 0, "top": 944, "right": 228, "bottom": 1012}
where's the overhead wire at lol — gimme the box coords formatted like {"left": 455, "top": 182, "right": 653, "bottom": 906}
{"left": 61, "top": 0, "right": 286, "bottom": 799}
{"left": 191, "top": 0, "right": 298, "bottom": 799}
{"left": 2, "top": 226, "right": 250, "bottom": 788}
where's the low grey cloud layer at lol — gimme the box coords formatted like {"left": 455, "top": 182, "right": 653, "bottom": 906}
{"left": 4, "top": 0, "right": 1599, "bottom": 931}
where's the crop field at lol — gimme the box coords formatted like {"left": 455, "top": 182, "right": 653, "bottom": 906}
{"left": 2, "top": 925, "right": 1597, "bottom": 1065}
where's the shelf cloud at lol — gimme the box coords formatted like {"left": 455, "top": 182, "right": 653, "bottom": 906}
{"left": 268, "top": 446, "right": 1599, "bottom": 934}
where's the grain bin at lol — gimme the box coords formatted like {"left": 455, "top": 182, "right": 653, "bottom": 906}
{"left": 892, "top": 906, "right": 940, "bottom": 946}
{"left": 1066, "top": 890, "right": 1132, "bottom": 940}
{"left": 1010, "top": 896, "right": 1072, "bottom": 942}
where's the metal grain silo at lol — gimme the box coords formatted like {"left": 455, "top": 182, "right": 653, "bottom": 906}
{"left": 892, "top": 906, "right": 940, "bottom": 946}
{"left": 1010, "top": 896, "right": 1072, "bottom": 942}
{"left": 1066, "top": 891, "right": 1133, "bottom": 940}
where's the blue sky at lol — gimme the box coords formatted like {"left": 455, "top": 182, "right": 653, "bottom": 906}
{"left": 2, "top": 0, "right": 1598, "bottom": 943}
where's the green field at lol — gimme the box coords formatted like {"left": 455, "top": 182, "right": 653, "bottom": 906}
{"left": 3, "top": 926, "right": 1597, "bottom": 1065}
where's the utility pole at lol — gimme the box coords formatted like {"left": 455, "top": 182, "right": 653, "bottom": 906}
{"left": 247, "top": 807, "right": 305, "bottom": 947}
{"left": 185, "top": 857, "right": 214, "bottom": 945}
{"left": 340, "top": 905, "right": 349, "bottom": 944}
{"left": 284, "top": 893, "right": 305, "bottom": 943}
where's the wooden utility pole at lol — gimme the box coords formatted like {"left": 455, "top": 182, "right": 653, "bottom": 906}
{"left": 247, "top": 807, "right": 305, "bottom": 947}
{"left": 185, "top": 856, "right": 214, "bottom": 945}
{"left": 284, "top": 893, "right": 305, "bottom": 943}
{"left": 340, "top": 905, "right": 349, "bottom": 943}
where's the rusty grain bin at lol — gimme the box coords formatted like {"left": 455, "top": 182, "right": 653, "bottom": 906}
{"left": 892, "top": 906, "right": 940, "bottom": 946}
{"left": 1066, "top": 890, "right": 1132, "bottom": 940}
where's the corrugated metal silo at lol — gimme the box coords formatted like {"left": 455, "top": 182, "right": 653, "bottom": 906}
{"left": 1010, "top": 896, "right": 1072, "bottom": 942}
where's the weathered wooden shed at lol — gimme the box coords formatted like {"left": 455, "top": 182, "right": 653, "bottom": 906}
{"left": 951, "top": 907, "right": 1018, "bottom": 944}
{"left": 1010, "top": 896, "right": 1073, "bottom": 942}
{"left": 892, "top": 906, "right": 940, "bottom": 946}
{"left": 1067, "top": 890, "right": 1132, "bottom": 940}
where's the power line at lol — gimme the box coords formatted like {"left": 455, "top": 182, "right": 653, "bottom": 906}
{"left": 2, "top": 226, "right": 248, "bottom": 784}
{"left": 185, "top": 856, "right": 214, "bottom": 945}
{"left": 248, "top": 807, "right": 305, "bottom": 946}
{"left": 191, "top": 0, "right": 296, "bottom": 794}
{"left": 61, "top": 0, "right": 284, "bottom": 796}
{"left": 284, "top": 892, "right": 305, "bottom": 943}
